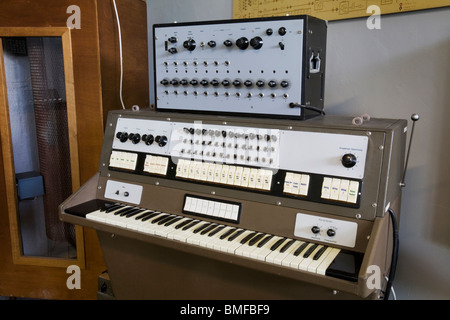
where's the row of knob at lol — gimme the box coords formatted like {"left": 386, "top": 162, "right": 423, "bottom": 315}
{"left": 116, "top": 132, "right": 168, "bottom": 147}
{"left": 182, "top": 127, "right": 277, "bottom": 141}
{"left": 160, "top": 78, "right": 289, "bottom": 88}
{"left": 167, "top": 27, "right": 288, "bottom": 53}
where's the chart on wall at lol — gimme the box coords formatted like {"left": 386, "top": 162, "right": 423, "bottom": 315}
{"left": 233, "top": 0, "right": 450, "bottom": 21}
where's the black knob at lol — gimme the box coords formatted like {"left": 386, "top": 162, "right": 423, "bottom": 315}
{"left": 168, "top": 47, "right": 177, "bottom": 54}
{"left": 268, "top": 80, "right": 277, "bottom": 88}
{"left": 170, "top": 79, "right": 179, "bottom": 86}
{"left": 235, "top": 37, "right": 249, "bottom": 50}
{"left": 250, "top": 36, "right": 263, "bottom": 49}
{"left": 256, "top": 80, "right": 265, "bottom": 87}
{"left": 129, "top": 133, "right": 141, "bottom": 144}
{"left": 210, "top": 79, "right": 220, "bottom": 87}
{"left": 222, "top": 79, "right": 231, "bottom": 87}
{"left": 233, "top": 79, "right": 242, "bottom": 87}
{"left": 190, "top": 79, "right": 199, "bottom": 86}
{"left": 342, "top": 153, "right": 357, "bottom": 168}
{"left": 168, "top": 36, "right": 177, "bottom": 43}
{"left": 244, "top": 80, "right": 253, "bottom": 87}
{"left": 278, "top": 27, "right": 287, "bottom": 36}
{"left": 327, "top": 229, "right": 336, "bottom": 237}
{"left": 266, "top": 28, "right": 273, "bottom": 36}
{"left": 280, "top": 80, "right": 289, "bottom": 88}
{"left": 200, "top": 79, "right": 209, "bottom": 86}
{"left": 311, "top": 226, "right": 320, "bottom": 234}
{"left": 180, "top": 79, "right": 189, "bottom": 86}
{"left": 223, "top": 40, "right": 233, "bottom": 47}
{"left": 116, "top": 132, "right": 128, "bottom": 143}
{"left": 183, "top": 39, "right": 196, "bottom": 51}
{"left": 155, "top": 135, "right": 168, "bottom": 147}
{"left": 207, "top": 40, "right": 216, "bottom": 48}
{"left": 142, "top": 134, "right": 154, "bottom": 145}
{"left": 160, "top": 79, "right": 169, "bottom": 86}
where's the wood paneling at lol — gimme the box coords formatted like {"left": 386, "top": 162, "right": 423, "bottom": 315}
{"left": 0, "top": 0, "right": 148, "bottom": 299}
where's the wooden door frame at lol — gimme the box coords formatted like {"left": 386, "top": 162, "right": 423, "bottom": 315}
{"left": 0, "top": 27, "right": 85, "bottom": 268}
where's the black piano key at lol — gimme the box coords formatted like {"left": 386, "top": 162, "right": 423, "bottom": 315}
{"left": 121, "top": 208, "right": 142, "bottom": 217}
{"left": 313, "top": 246, "right": 328, "bottom": 260}
{"left": 175, "top": 219, "right": 193, "bottom": 229}
{"left": 104, "top": 204, "right": 123, "bottom": 213}
{"left": 182, "top": 220, "right": 200, "bottom": 231}
{"left": 141, "top": 212, "right": 161, "bottom": 221}
{"left": 228, "top": 229, "right": 245, "bottom": 241}
{"left": 240, "top": 231, "right": 258, "bottom": 244}
{"left": 125, "top": 209, "right": 145, "bottom": 218}
{"left": 280, "top": 239, "right": 296, "bottom": 253}
{"left": 151, "top": 214, "right": 170, "bottom": 224}
{"left": 164, "top": 216, "right": 183, "bottom": 227}
{"left": 208, "top": 225, "right": 226, "bottom": 237}
{"left": 303, "top": 243, "right": 318, "bottom": 258}
{"left": 135, "top": 211, "right": 154, "bottom": 220}
{"left": 248, "top": 233, "right": 265, "bottom": 246}
{"left": 193, "top": 222, "right": 211, "bottom": 234}
{"left": 270, "top": 237, "right": 287, "bottom": 251}
{"left": 201, "top": 224, "right": 218, "bottom": 235}
{"left": 220, "top": 228, "right": 237, "bottom": 240}
{"left": 115, "top": 206, "right": 135, "bottom": 215}
{"left": 293, "top": 242, "right": 308, "bottom": 256}
{"left": 257, "top": 235, "right": 274, "bottom": 248}
{"left": 157, "top": 215, "right": 177, "bottom": 225}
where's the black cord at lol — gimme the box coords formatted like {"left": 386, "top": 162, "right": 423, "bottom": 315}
{"left": 384, "top": 208, "right": 399, "bottom": 300}
{"left": 289, "top": 103, "right": 326, "bottom": 115}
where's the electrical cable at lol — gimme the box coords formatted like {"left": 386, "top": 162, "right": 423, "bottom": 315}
{"left": 384, "top": 208, "right": 399, "bottom": 300}
{"left": 289, "top": 102, "right": 326, "bottom": 115}
{"left": 112, "top": 0, "right": 125, "bottom": 109}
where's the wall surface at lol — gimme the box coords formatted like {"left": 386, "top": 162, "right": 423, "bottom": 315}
{"left": 147, "top": 1, "right": 450, "bottom": 299}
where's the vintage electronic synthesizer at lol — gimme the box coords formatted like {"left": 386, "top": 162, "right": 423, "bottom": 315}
{"left": 60, "top": 109, "right": 407, "bottom": 299}
{"left": 153, "top": 15, "right": 327, "bottom": 119}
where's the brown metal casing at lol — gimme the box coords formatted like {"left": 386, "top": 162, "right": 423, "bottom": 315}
{"left": 59, "top": 109, "right": 407, "bottom": 299}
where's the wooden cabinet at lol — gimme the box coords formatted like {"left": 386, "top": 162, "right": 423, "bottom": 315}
{"left": 0, "top": 0, "right": 148, "bottom": 299}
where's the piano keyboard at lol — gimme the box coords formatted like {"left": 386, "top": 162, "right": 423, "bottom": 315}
{"left": 84, "top": 202, "right": 352, "bottom": 280}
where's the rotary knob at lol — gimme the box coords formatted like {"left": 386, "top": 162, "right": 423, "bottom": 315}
{"left": 250, "top": 36, "right": 263, "bottom": 49}
{"left": 183, "top": 39, "right": 196, "bottom": 51}
{"left": 129, "top": 133, "right": 141, "bottom": 144}
{"left": 142, "top": 134, "right": 154, "bottom": 146}
{"left": 311, "top": 226, "right": 320, "bottom": 234}
{"left": 235, "top": 37, "right": 249, "bottom": 50}
{"left": 155, "top": 135, "right": 168, "bottom": 147}
{"left": 341, "top": 153, "right": 357, "bottom": 168}
{"left": 116, "top": 132, "right": 128, "bottom": 143}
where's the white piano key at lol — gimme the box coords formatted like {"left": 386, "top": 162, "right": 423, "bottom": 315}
{"left": 166, "top": 218, "right": 195, "bottom": 240}
{"left": 298, "top": 245, "right": 324, "bottom": 271}
{"left": 248, "top": 235, "right": 280, "bottom": 261}
{"left": 126, "top": 211, "right": 156, "bottom": 230}
{"left": 307, "top": 246, "right": 333, "bottom": 273}
{"left": 280, "top": 241, "right": 306, "bottom": 267}
{"left": 198, "top": 225, "right": 226, "bottom": 248}
{"left": 316, "top": 248, "right": 341, "bottom": 275}
{"left": 226, "top": 230, "right": 255, "bottom": 254}
{"left": 210, "top": 227, "right": 239, "bottom": 251}
{"left": 265, "top": 238, "right": 290, "bottom": 264}
{"left": 234, "top": 232, "right": 264, "bottom": 257}
{"left": 272, "top": 240, "right": 302, "bottom": 265}
{"left": 171, "top": 220, "right": 202, "bottom": 242}
{"left": 289, "top": 243, "right": 314, "bottom": 269}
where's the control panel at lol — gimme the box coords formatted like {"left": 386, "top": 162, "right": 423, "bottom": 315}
{"left": 99, "top": 110, "right": 407, "bottom": 222}
{"left": 153, "top": 15, "right": 327, "bottom": 119}
{"left": 106, "top": 112, "right": 374, "bottom": 215}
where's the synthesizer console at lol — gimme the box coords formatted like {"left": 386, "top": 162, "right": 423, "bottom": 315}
{"left": 60, "top": 109, "right": 407, "bottom": 299}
